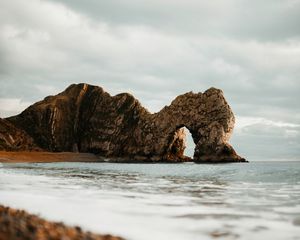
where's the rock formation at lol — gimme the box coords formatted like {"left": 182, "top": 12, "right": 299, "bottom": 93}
{"left": 0, "top": 205, "right": 124, "bottom": 240}
{"left": 0, "top": 118, "right": 38, "bottom": 151}
{"left": 5, "top": 83, "right": 245, "bottom": 163}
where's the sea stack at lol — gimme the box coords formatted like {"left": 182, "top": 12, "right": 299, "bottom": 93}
{"left": 1, "top": 83, "right": 245, "bottom": 163}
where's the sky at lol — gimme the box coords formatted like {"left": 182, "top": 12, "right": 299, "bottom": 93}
{"left": 0, "top": 0, "right": 299, "bottom": 160}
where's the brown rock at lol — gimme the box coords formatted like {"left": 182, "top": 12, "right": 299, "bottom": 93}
{"left": 0, "top": 118, "right": 39, "bottom": 151}
{"left": 0, "top": 205, "right": 124, "bottom": 240}
{"left": 6, "top": 83, "right": 246, "bottom": 163}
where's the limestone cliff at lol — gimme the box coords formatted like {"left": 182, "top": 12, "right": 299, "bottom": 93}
{"left": 6, "top": 83, "right": 245, "bottom": 163}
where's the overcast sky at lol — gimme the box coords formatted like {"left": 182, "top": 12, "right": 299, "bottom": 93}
{"left": 0, "top": 0, "right": 299, "bottom": 160}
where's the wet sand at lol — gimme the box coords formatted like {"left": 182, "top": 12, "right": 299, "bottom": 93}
{"left": 0, "top": 151, "right": 101, "bottom": 163}
{"left": 0, "top": 205, "right": 124, "bottom": 240}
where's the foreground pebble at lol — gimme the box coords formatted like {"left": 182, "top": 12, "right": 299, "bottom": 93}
{"left": 0, "top": 205, "right": 124, "bottom": 240}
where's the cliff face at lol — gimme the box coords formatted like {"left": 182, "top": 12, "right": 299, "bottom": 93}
{"left": 6, "top": 83, "right": 245, "bottom": 163}
{"left": 0, "top": 118, "right": 38, "bottom": 151}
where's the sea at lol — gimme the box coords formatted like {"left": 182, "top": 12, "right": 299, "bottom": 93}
{"left": 0, "top": 161, "right": 300, "bottom": 240}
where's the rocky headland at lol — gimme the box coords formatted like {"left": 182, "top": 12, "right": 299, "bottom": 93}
{"left": 0, "top": 83, "right": 246, "bottom": 163}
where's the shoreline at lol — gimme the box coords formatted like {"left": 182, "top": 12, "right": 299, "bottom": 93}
{"left": 0, "top": 205, "right": 124, "bottom": 240}
{"left": 0, "top": 151, "right": 101, "bottom": 163}
{"left": 0, "top": 151, "right": 248, "bottom": 164}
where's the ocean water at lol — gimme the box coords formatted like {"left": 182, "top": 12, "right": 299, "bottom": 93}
{"left": 0, "top": 161, "right": 300, "bottom": 240}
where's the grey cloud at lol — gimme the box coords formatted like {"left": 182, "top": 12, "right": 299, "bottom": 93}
{"left": 231, "top": 123, "right": 300, "bottom": 160}
{"left": 0, "top": 0, "right": 299, "bottom": 160}
{"left": 51, "top": 0, "right": 300, "bottom": 40}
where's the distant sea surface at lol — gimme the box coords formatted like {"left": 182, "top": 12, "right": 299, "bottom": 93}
{"left": 1, "top": 161, "right": 300, "bottom": 240}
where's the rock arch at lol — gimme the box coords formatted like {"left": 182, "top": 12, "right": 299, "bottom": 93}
{"left": 6, "top": 83, "right": 246, "bottom": 163}
{"left": 130, "top": 88, "right": 245, "bottom": 162}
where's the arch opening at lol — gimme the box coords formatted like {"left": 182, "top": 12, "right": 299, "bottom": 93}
{"left": 166, "top": 125, "right": 196, "bottom": 161}
{"left": 182, "top": 126, "right": 195, "bottom": 158}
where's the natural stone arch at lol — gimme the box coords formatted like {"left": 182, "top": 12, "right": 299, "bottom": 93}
{"left": 7, "top": 83, "right": 245, "bottom": 163}
{"left": 128, "top": 87, "right": 244, "bottom": 162}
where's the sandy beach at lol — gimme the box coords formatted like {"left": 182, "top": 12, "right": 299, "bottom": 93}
{"left": 0, "top": 151, "right": 101, "bottom": 163}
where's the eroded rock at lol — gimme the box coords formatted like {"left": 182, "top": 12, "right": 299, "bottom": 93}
{"left": 6, "top": 83, "right": 246, "bottom": 163}
{"left": 0, "top": 118, "right": 39, "bottom": 151}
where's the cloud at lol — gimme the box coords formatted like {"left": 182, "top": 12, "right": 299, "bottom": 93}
{"left": 50, "top": 0, "right": 300, "bottom": 40}
{"left": 235, "top": 116, "right": 300, "bottom": 130}
{"left": 34, "top": 84, "right": 58, "bottom": 96}
{"left": 0, "top": 0, "right": 299, "bottom": 160}
{"left": 231, "top": 116, "right": 300, "bottom": 160}
{"left": 0, "top": 98, "right": 32, "bottom": 118}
